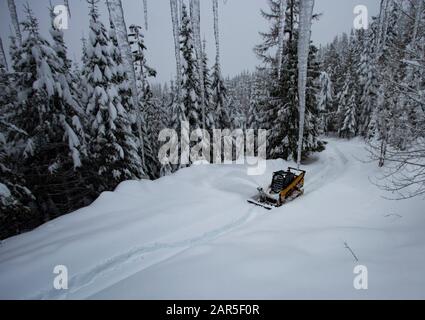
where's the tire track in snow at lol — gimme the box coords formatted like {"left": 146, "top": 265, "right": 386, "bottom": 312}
{"left": 306, "top": 142, "right": 349, "bottom": 195}
{"left": 27, "top": 207, "right": 259, "bottom": 300}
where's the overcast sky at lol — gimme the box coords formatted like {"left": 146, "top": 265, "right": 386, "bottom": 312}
{"left": 0, "top": 0, "right": 380, "bottom": 84}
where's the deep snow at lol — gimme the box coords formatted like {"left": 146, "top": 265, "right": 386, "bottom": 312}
{"left": 0, "top": 138, "right": 424, "bottom": 299}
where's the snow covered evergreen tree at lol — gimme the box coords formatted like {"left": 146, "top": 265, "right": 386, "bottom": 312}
{"left": 316, "top": 71, "right": 333, "bottom": 134}
{"left": 227, "top": 71, "right": 254, "bottom": 126}
{"left": 211, "top": 61, "right": 230, "bottom": 130}
{"left": 128, "top": 24, "right": 158, "bottom": 178}
{"left": 320, "top": 37, "right": 344, "bottom": 132}
{"left": 108, "top": 18, "right": 132, "bottom": 115}
{"left": 11, "top": 6, "right": 89, "bottom": 219}
{"left": 0, "top": 33, "right": 37, "bottom": 238}
{"left": 357, "top": 29, "right": 378, "bottom": 138}
{"left": 190, "top": 0, "right": 207, "bottom": 130}
{"left": 211, "top": 0, "right": 230, "bottom": 130}
{"left": 248, "top": 70, "right": 269, "bottom": 130}
{"left": 8, "top": 33, "right": 20, "bottom": 72}
{"left": 334, "top": 31, "right": 361, "bottom": 136}
{"left": 151, "top": 83, "right": 174, "bottom": 177}
{"left": 339, "top": 91, "right": 357, "bottom": 138}
{"left": 49, "top": 5, "right": 71, "bottom": 71}
{"left": 201, "top": 40, "right": 215, "bottom": 131}
{"left": 49, "top": 4, "right": 87, "bottom": 139}
{"left": 169, "top": 77, "right": 189, "bottom": 171}
{"left": 180, "top": 5, "right": 202, "bottom": 131}
{"left": 0, "top": 119, "right": 37, "bottom": 239}
{"left": 256, "top": 0, "right": 324, "bottom": 160}
{"left": 84, "top": 0, "right": 145, "bottom": 192}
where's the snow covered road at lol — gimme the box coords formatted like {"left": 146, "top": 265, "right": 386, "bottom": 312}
{"left": 1, "top": 138, "right": 424, "bottom": 299}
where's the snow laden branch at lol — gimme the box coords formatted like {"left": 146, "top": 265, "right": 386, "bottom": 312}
{"left": 190, "top": 0, "right": 206, "bottom": 130}
{"left": 296, "top": 0, "right": 315, "bottom": 168}
{"left": 276, "top": 0, "right": 287, "bottom": 79}
{"left": 8, "top": 0, "right": 22, "bottom": 46}
{"left": 170, "top": 0, "right": 182, "bottom": 96}
{"left": 106, "top": 0, "right": 146, "bottom": 165}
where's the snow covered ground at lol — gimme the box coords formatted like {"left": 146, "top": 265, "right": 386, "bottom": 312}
{"left": 0, "top": 138, "right": 424, "bottom": 300}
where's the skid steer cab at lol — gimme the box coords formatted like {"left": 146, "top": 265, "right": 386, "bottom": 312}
{"left": 247, "top": 167, "right": 306, "bottom": 210}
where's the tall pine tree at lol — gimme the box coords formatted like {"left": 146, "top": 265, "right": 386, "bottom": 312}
{"left": 84, "top": 0, "right": 145, "bottom": 192}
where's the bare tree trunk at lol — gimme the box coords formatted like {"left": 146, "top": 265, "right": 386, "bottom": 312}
{"left": 0, "top": 37, "right": 8, "bottom": 72}
{"left": 170, "top": 0, "right": 182, "bottom": 98}
{"left": 296, "top": 0, "right": 315, "bottom": 169}
{"left": 143, "top": 0, "right": 148, "bottom": 31}
{"left": 277, "top": 0, "right": 288, "bottom": 79}
{"left": 213, "top": 0, "right": 220, "bottom": 66}
{"left": 190, "top": 0, "right": 206, "bottom": 130}
{"left": 379, "top": 115, "right": 388, "bottom": 168}
{"left": 8, "top": 0, "right": 22, "bottom": 46}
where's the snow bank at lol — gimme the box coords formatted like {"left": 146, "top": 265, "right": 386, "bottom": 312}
{"left": 0, "top": 139, "right": 424, "bottom": 299}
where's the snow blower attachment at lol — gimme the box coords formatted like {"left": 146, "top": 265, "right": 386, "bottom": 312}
{"left": 248, "top": 168, "right": 306, "bottom": 210}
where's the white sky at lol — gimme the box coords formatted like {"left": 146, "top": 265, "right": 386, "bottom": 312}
{"left": 0, "top": 0, "right": 380, "bottom": 84}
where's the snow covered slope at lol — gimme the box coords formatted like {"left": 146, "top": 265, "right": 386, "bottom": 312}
{"left": 0, "top": 138, "right": 424, "bottom": 299}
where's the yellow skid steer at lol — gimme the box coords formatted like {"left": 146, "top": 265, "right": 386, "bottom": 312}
{"left": 247, "top": 167, "right": 306, "bottom": 210}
